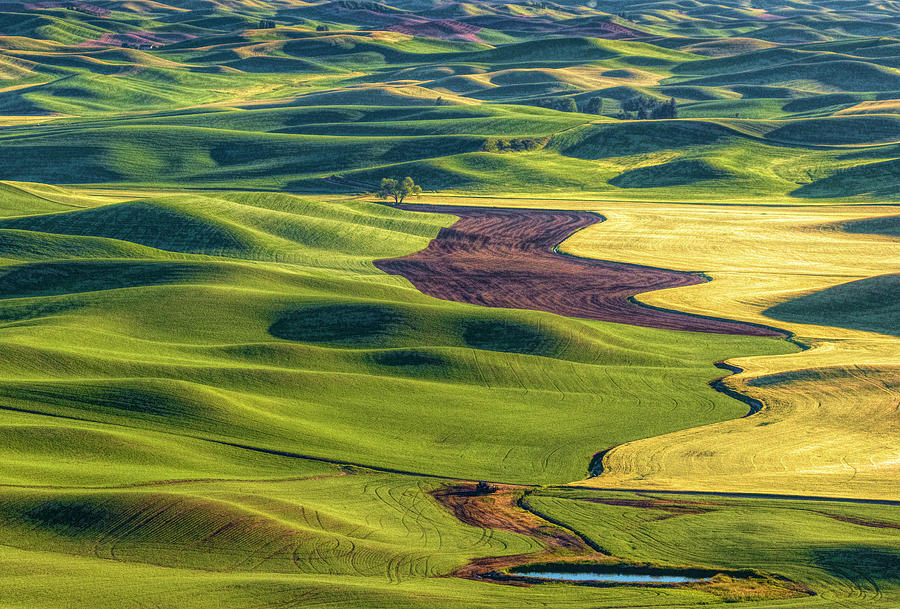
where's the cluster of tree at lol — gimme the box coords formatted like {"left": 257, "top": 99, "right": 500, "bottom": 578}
{"left": 258, "top": 19, "right": 276, "bottom": 28}
{"left": 535, "top": 96, "right": 577, "bottom": 112}
{"left": 534, "top": 94, "right": 675, "bottom": 118}
{"left": 316, "top": 24, "right": 330, "bottom": 31}
{"left": 377, "top": 177, "right": 422, "bottom": 205}
{"left": 481, "top": 137, "right": 547, "bottom": 153}
{"left": 619, "top": 95, "right": 678, "bottom": 120}
{"left": 583, "top": 96, "right": 604, "bottom": 114}
{"left": 533, "top": 96, "right": 606, "bottom": 115}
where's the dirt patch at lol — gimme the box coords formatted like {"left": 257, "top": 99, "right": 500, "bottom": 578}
{"left": 574, "top": 495, "right": 718, "bottom": 520}
{"left": 432, "top": 483, "right": 582, "bottom": 545}
{"left": 387, "top": 19, "right": 484, "bottom": 43}
{"left": 375, "top": 206, "right": 784, "bottom": 336}
{"left": 817, "top": 512, "right": 900, "bottom": 530}
{"left": 431, "top": 483, "right": 602, "bottom": 580}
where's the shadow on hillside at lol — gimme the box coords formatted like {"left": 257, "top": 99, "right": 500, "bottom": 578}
{"left": 763, "top": 274, "right": 899, "bottom": 337}
{"left": 812, "top": 546, "right": 900, "bottom": 586}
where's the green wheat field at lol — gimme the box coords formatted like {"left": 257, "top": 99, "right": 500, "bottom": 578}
{"left": 0, "top": 0, "right": 898, "bottom": 606}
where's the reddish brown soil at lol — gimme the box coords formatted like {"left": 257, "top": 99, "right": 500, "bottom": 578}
{"left": 817, "top": 512, "right": 900, "bottom": 529}
{"left": 375, "top": 206, "right": 784, "bottom": 336}
{"left": 575, "top": 496, "right": 717, "bottom": 519}
{"left": 431, "top": 483, "right": 604, "bottom": 580}
{"left": 387, "top": 19, "right": 484, "bottom": 43}
{"left": 432, "top": 484, "right": 584, "bottom": 548}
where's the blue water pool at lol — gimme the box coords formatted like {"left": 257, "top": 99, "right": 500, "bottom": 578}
{"left": 515, "top": 571, "right": 703, "bottom": 584}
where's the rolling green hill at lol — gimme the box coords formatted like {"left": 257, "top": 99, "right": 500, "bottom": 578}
{"left": 1, "top": 0, "right": 899, "bottom": 606}
{"left": 0, "top": 189, "right": 796, "bottom": 485}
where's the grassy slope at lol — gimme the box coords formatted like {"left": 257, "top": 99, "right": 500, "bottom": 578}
{"left": 1, "top": 1, "right": 899, "bottom": 606}
{"left": 0, "top": 186, "right": 836, "bottom": 609}
{"left": 0, "top": 187, "right": 794, "bottom": 486}
{"left": 1, "top": 16, "right": 899, "bottom": 201}
{"left": 526, "top": 488, "right": 900, "bottom": 606}
{"left": 3, "top": 112, "right": 899, "bottom": 202}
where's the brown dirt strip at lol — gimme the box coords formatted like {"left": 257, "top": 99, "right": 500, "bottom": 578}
{"left": 573, "top": 496, "right": 717, "bottom": 519}
{"left": 816, "top": 512, "right": 900, "bottom": 530}
{"left": 430, "top": 483, "right": 605, "bottom": 581}
{"left": 375, "top": 205, "right": 784, "bottom": 336}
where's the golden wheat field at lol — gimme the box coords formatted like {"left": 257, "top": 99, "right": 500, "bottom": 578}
{"left": 414, "top": 196, "right": 899, "bottom": 499}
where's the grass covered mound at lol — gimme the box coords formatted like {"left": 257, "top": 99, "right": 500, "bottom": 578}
{"left": 1, "top": 0, "right": 899, "bottom": 606}
{"left": 609, "top": 158, "right": 730, "bottom": 187}
{"left": 0, "top": 0, "right": 898, "bottom": 201}
{"left": 0, "top": 187, "right": 795, "bottom": 486}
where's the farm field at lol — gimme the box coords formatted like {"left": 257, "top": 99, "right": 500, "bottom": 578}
{"left": 0, "top": 0, "right": 898, "bottom": 607}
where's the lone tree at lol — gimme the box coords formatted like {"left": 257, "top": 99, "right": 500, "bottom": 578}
{"left": 377, "top": 177, "right": 422, "bottom": 205}
{"left": 475, "top": 480, "right": 496, "bottom": 494}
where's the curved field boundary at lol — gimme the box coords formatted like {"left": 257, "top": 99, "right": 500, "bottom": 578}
{"left": 559, "top": 201, "right": 900, "bottom": 499}
{"left": 563, "top": 487, "right": 900, "bottom": 507}
{"left": 375, "top": 205, "right": 783, "bottom": 336}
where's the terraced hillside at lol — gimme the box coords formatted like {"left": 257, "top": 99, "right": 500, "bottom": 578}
{"left": 0, "top": 0, "right": 898, "bottom": 607}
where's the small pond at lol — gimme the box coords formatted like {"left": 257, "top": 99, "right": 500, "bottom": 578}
{"left": 515, "top": 570, "right": 705, "bottom": 584}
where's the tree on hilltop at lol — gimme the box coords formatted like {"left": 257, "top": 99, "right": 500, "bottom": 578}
{"left": 536, "top": 96, "right": 577, "bottom": 113}
{"left": 621, "top": 95, "right": 678, "bottom": 120}
{"left": 378, "top": 177, "right": 422, "bottom": 205}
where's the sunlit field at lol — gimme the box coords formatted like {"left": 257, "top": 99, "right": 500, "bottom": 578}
{"left": 1, "top": 0, "right": 898, "bottom": 606}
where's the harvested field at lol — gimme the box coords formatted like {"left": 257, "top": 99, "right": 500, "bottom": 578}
{"left": 376, "top": 205, "right": 782, "bottom": 336}
{"left": 552, "top": 200, "right": 900, "bottom": 499}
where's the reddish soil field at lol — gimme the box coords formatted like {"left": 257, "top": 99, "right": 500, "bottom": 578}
{"left": 560, "top": 22, "right": 644, "bottom": 38}
{"left": 387, "top": 19, "right": 484, "bottom": 43}
{"left": 430, "top": 483, "right": 598, "bottom": 581}
{"left": 375, "top": 205, "right": 784, "bottom": 336}
{"left": 78, "top": 31, "right": 197, "bottom": 48}
{"left": 25, "top": 1, "right": 108, "bottom": 14}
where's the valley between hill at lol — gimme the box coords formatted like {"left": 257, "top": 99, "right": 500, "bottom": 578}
{"left": 1, "top": 0, "right": 898, "bottom": 605}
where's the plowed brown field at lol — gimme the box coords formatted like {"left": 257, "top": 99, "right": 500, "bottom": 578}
{"left": 376, "top": 205, "right": 782, "bottom": 336}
